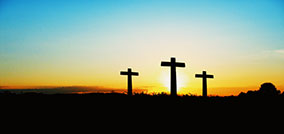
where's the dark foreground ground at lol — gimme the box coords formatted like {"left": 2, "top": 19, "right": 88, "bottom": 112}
{"left": 1, "top": 92, "right": 284, "bottom": 110}
{"left": 1, "top": 92, "right": 283, "bottom": 131}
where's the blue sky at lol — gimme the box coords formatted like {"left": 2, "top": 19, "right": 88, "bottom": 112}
{"left": 0, "top": 0, "right": 284, "bottom": 95}
{"left": 1, "top": 0, "right": 283, "bottom": 51}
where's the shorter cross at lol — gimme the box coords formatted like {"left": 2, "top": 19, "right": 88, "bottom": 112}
{"left": 195, "top": 71, "right": 214, "bottom": 97}
{"left": 120, "top": 68, "right": 139, "bottom": 96}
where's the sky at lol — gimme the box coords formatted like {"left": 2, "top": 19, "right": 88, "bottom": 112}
{"left": 0, "top": 0, "right": 284, "bottom": 96}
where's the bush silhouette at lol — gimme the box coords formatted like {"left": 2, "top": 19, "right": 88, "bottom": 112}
{"left": 239, "top": 82, "right": 281, "bottom": 97}
{"left": 259, "top": 83, "right": 280, "bottom": 96}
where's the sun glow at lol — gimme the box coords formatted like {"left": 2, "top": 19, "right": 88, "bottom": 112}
{"left": 160, "top": 69, "right": 189, "bottom": 94}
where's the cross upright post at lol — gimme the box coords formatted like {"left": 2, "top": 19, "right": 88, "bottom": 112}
{"left": 120, "top": 68, "right": 139, "bottom": 96}
{"left": 161, "top": 57, "right": 186, "bottom": 96}
{"left": 195, "top": 71, "right": 214, "bottom": 97}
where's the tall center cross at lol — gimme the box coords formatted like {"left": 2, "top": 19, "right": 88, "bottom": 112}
{"left": 120, "top": 68, "right": 139, "bottom": 96}
{"left": 161, "top": 57, "right": 186, "bottom": 96}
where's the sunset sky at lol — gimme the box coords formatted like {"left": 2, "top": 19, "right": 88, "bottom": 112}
{"left": 0, "top": 0, "right": 284, "bottom": 96}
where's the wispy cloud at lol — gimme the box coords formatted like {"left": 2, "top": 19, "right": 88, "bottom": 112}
{"left": 274, "top": 49, "right": 284, "bottom": 54}
{"left": 274, "top": 49, "right": 284, "bottom": 58}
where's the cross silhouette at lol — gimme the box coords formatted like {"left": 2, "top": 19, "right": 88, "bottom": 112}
{"left": 161, "top": 57, "right": 186, "bottom": 96}
{"left": 120, "top": 68, "right": 139, "bottom": 96}
{"left": 195, "top": 71, "right": 214, "bottom": 97}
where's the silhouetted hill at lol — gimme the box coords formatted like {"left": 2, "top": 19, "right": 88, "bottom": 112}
{"left": 1, "top": 83, "right": 283, "bottom": 121}
{"left": 1, "top": 91, "right": 283, "bottom": 108}
{"left": 0, "top": 86, "right": 146, "bottom": 94}
{"left": 1, "top": 91, "right": 283, "bottom": 128}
